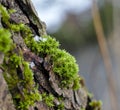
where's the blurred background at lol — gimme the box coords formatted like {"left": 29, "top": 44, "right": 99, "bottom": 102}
{"left": 32, "top": 0, "right": 120, "bottom": 110}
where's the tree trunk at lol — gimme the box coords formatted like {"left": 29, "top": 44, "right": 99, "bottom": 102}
{"left": 0, "top": 0, "right": 101, "bottom": 110}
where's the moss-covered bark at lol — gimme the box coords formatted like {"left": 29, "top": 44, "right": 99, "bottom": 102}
{"left": 0, "top": 0, "right": 102, "bottom": 110}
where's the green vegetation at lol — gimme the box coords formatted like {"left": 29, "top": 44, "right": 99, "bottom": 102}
{"left": 0, "top": 3, "right": 81, "bottom": 90}
{"left": 17, "top": 87, "right": 41, "bottom": 110}
{"left": 0, "top": 28, "right": 12, "bottom": 53}
{"left": 0, "top": 4, "right": 10, "bottom": 23}
{"left": 10, "top": 54, "right": 22, "bottom": 67}
{"left": 53, "top": 49, "right": 80, "bottom": 89}
{"left": 57, "top": 102, "right": 64, "bottom": 110}
{"left": 81, "top": 108, "right": 85, "bottom": 110}
{"left": 0, "top": 3, "right": 82, "bottom": 110}
{"left": 4, "top": 54, "right": 42, "bottom": 110}
{"left": 89, "top": 100, "right": 102, "bottom": 110}
{"left": 0, "top": 4, "right": 28, "bottom": 33}
{"left": 25, "top": 35, "right": 59, "bottom": 55}
{"left": 25, "top": 35, "right": 80, "bottom": 89}
{"left": 0, "top": 4, "right": 41, "bottom": 109}
{"left": 42, "top": 93, "right": 55, "bottom": 107}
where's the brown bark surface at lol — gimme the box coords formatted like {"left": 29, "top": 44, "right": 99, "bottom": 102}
{"left": 0, "top": 0, "right": 97, "bottom": 110}
{"left": 0, "top": 69, "right": 16, "bottom": 110}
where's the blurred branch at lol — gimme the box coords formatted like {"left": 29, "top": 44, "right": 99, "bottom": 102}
{"left": 92, "top": 0, "right": 118, "bottom": 110}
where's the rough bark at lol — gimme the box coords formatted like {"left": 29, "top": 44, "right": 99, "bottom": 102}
{"left": 0, "top": 69, "right": 16, "bottom": 110}
{"left": 0, "top": 0, "right": 101, "bottom": 110}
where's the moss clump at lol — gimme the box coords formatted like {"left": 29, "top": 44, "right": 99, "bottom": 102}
{"left": 0, "top": 4, "right": 27, "bottom": 32}
{"left": 17, "top": 87, "right": 41, "bottom": 110}
{"left": 25, "top": 35, "right": 59, "bottom": 55}
{"left": 57, "top": 102, "right": 64, "bottom": 110}
{"left": 8, "top": 9, "right": 16, "bottom": 14}
{"left": 0, "top": 4, "right": 42, "bottom": 109}
{"left": 42, "top": 93, "right": 55, "bottom": 107}
{"left": 22, "top": 62, "right": 34, "bottom": 86}
{"left": 89, "top": 100, "right": 102, "bottom": 110}
{"left": 0, "top": 3, "right": 81, "bottom": 90}
{"left": 10, "top": 54, "right": 22, "bottom": 67}
{"left": 4, "top": 54, "right": 42, "bottom": 110}
{"left": 0, "top": 4, "right": 80, "bottom": 109}
{"left": 81, "top": 108, "right": 85, "bottom": 110}
{"left": 0, "top": 28, "right": 12, "bottom": 53}
{"left": 25, "top": 35, "right": 80, "bottom": 89}
{"left": 53, "top": 49, "right": 80, "bottom": 89}
{"left": 3, "top": 64, "right": 19, "bottom": 90}
{"left": 0, "top": 4, "right": 10, "bottom": 23}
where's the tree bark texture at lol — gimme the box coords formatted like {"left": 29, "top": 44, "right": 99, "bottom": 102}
{"left": 0, "top": 0, "right": 100, "bottom": 110}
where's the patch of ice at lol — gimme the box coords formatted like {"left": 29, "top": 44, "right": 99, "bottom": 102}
{"left": 34, "top": 35, "right": 40, "bottom": 41}
{"left": 34, "top": 35, "right": 47, "bottom": 42}
{"left": 42, "top": 38, "right": 47, "bottom": 42}
{"left": 30, "top": 62, "right": 35, "bottom": 68}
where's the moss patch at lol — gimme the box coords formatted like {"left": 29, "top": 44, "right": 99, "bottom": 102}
{"left": 0, "top": 4, "right": 10, "bottom": 23}
{"left": 0, "top": 3, "right": 82, "bottom": 110}
{"left": 0, "top": 3, "right": 81, "bottom": 90}
{"left": 89, "top": 100, "right": 102, "bottom": 110}
{"left": 25, "top": 35, "right": 81, "bottom": 89}
{"left": 0, "top": 28, "right": 12, "bottom": 53}
{"left": 42, "top": 93, "right": 55, "bottom": 107}
{"left": 4, "top": 54, "right": 42, "bottom": 110}
{"left": 0, "top": 4, "right": 42, "bottom": 109}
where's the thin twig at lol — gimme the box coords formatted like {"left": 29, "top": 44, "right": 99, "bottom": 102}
{"left": 91, "top": 1, "right": 118, "bottom": 110}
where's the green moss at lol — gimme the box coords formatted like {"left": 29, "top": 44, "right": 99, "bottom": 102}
{"left": 81, "top": 108, "right": 85, "bottom": 110}
{"left": 0, "top": 28, "right": 12, "bottom": 53}
{"left": 42, "top": 93, "right": 55, "bottom": 107}
{"left": 25, "top": 35, "right": 59, "bottom": 55}
{"left": 0, "top": 4, "right": 10, "bottom": 23}
{"left": 57, "top": 102, "right": 64, "bottom": 110}
{"left": 0, "top": 4, "right": 41, "bottom": 109}
{"left": 17, "top": 88, "right": 41, "bottom": 110}
{"left": 0, "top": 4, "right": 13, "bottom": 30}
{"left": 89, "top": 100, "right": 102, "bottom": 110}
{"left": 25, "top": 35, "right": 80, "bottom": 89}
{"left": 16, "top": 61, "right": 42, "bottom": 110}
{"left": 87, "top": 91, "right": 93, "bottom": 99}
{"left": 8, "top": 9, "right": 16, "bottom": 14}
{"left": 0, "top": 4, "right": 103, "bottom": 110}
{"left": 0, "top": 4, "right": 28, "bottom": 33}
{"left": 3, "top": 67, "right": 19, "bottom": 90}
{"left": 0, "top": 4, "right": 81, "bottom": 89}
{"left": 10, "top": 54, "right": 22, "bottom": 67}
{"left": 0, "top": 4, "right": 80, "bottom": 109}
{"left": 22, "top": 62, "right": 34, "bottom": 87}
{"left": 73, "top": 76, "right": 81, "bottom": 90}
{"left": 4, "top": 54, "right": 42, "bottom": 109}
{"left": 53, "top": 49, "right": 80, "bottom": 89}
